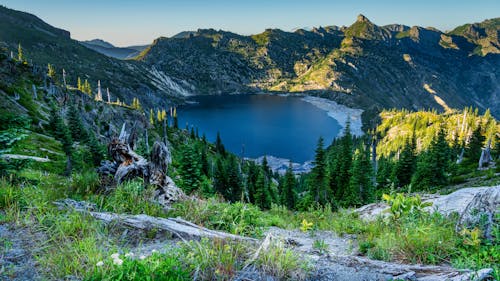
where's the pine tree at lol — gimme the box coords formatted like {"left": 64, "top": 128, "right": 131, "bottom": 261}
{"left": 328, "top": 120, "right": 353, "bottom": 205}
{"left": 281, "top": 162, "right": 297, "bottom": 209}
{"left": 376, "top": 156, "right": 394, "bottom": 188}
{"left": 173, "top": 107, "right": 178, "bottom": 129}
{"left": 245, "top": 161, "right": 260, "bottom": 204}
{"left": 86, "top": 131, "right": 105, "bottom": 166}
{"left": 338, "top": 121, "right": 353, "bottom": 197}
{"left": 67, "top": 103, "right": 88, "bottom": 142}
{"left": 47, "top": 63, "right": 56, "bottom": 78}
{"left": 17, "top": 43, "right": 23, "bottom": 62}
{"left": 310, "top": 136, "right": 328, "bottom": 205}
{"left": 261, "top": 156, "right": 271, "bottom": 178}
{"left": 412, "top": 129, "right": 450, "bottom": 190}
{"left": 131, "top": 98, "right": 141, "bottom": 110}
{"left": 215, "top": 131, "right": 226, "bottom": 156}
{"left": 83, "top": 79, "right": 92, "bottom": 96}
{"left": 391, "top": 136, "right": 416, "bottom": 188}
{"left": 347, "top": 145, "right": 374, "bottom": 206}
{"left": 200, "top": 146, "right": 209, "bottom": 176}
{"left": 254, "top": 169, "right": 272, "bottom": 209}
{"left": 161, "top": 109, "right": 167, "bottom": 122}
{"left": 226, "top": 155, "right": 243, "bottom": 202}
{"left": 149, "top": 109, "right": 155, "bottom": 126}
{"left": 179, "top": 145, "right": 202, "bottom": 194}
{"left": 465, "top": 125, "right": 485, "bottom": 164}
{"left": 77, "top": 77, "right": 82, "bottom": 91}
{"left": 48, "top": 105, "right": 73, "bottom": 157}
{"left": 157, "top": 109, "right": 162, "bottom": 122}
{"left": 214, "top": 157, "right": 229, "bottom": 198}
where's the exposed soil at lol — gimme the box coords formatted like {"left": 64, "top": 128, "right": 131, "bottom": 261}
{"left": 0, "top": 222, "right": 43, "bottom": 281}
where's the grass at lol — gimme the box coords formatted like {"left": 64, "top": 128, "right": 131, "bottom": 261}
{"left": 254, "top": 239, "right": 309, "bottom": 280}
{"left": 85, "top": 251, "right": 190, "bottom": 281}
{"left": 96, "top": 180, "right": 167, "bottom": 218}
{"left": 1, "top": 170, "right": 498, "bottom": 280}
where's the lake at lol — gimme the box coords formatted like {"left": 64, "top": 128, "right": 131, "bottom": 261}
{"left": 178, "top": 94, "right": 341, "bottom": 163}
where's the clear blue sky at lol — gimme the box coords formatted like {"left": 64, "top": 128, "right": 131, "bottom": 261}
{"left": 2, "top": 0, "right": 499, "bottom": 47}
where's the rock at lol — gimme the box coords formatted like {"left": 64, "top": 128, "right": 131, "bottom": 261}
{"left": 312, "top": 255, "right": 493, "bottom": 281}
{"left": 54, "top": 198, "right": 97, "bottom": 211}
{"left": 355, "top": 185, "right": 500, "bottom": 240}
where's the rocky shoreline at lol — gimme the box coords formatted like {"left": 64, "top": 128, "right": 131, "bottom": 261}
{"left": 302, "top": 96, "right": 364, "bottom": 137}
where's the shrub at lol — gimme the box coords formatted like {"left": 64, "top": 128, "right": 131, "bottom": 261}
{"left": 382, "top": 193, "right": 432, "bottom": 220}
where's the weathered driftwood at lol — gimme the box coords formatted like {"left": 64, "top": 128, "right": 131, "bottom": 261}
{"left": 325, "top": 255, "right": 492, "bottom": 281}
{"left": 98, "top": 123, "right": 185, "bottom": 207}
{"left": 54, "top": 199, "right": 256, "bottom": 243}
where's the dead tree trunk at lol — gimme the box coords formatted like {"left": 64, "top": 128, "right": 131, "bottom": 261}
{"left": 98, "top": 123, "right": 185, "bottom": 208}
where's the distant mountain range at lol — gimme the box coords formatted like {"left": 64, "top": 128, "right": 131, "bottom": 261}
{"left": 0, "top": 5, "right": 499, "bottom": 125}
{"left": 80, "top": 39, "right": 148, "bottom": 59}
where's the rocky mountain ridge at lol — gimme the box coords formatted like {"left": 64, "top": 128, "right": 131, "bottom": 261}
{"left": 137, "top": 14, "right": 500, "bottom": 121}
{"left": 80, "top": 39, "right": 148, "bottom": 59}
{"left": 1, "top": 4, "right": 499, "bottom": 124}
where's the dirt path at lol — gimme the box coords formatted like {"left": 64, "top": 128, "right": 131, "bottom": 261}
{"left": 0, "top": 223, "right": 43, "bottom": 281}
{"left": 264, "top": 227, "right": 493, "bottom": 281}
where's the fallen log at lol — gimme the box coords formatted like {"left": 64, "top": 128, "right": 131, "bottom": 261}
{"left": 323, "top": 255, "right": 492, "bottom": 281}
{"left": 54, "top": 199, "right": 256, "bottom": 243}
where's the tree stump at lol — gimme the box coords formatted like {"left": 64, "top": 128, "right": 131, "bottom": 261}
{"left": 97, "top": 124, "right": 185, "bottom": 208}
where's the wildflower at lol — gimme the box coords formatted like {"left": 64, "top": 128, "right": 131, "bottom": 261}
{"left": 125, "top": 252, "right": 134, "bottom": 258}
{"left": 96, "top": 261, "right": 104, "bottom": 267}
{"left": 111, "top": 253, "right": 120, "bottom": 259}
{"left": 113, "top": 258, "right": 123, "bottom": 265}
{"left": 151, "top": 249, "right": 158, "bottom": 253}
{"left": 300, "top": 219, "right": 313, "bottom": 233}
{"left": 139, "top": 255, "right": 146, "bottom": 260}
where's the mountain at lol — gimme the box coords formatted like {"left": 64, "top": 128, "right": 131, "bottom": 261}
{"left": 82, "top": 39, "right": 115, "bottom": 49}
{"left": 0, "top": 5, "right": 188, "bottom": 109}
{"left": 449, "top": 18, "right": 500, "bottom": 55}
{"left": 136, "top": 14, "right": 500, "bottom": 122}
{"left": 80, "top": 39, "right": 149, "bottom": 59}
{"left": 1, "top": 5, "right": 498, "bottom": 125}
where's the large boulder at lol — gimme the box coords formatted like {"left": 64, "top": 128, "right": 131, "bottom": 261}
{"left": 356, "top": 186, "right": 500, "bottom": 238}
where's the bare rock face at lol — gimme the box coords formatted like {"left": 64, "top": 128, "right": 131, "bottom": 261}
{"left": 429, "top": 186, "right": 498, "bottom": 217}
{"left": 451, "top": 186, "right": 500, "bottom": 239}
{"left": 356, "top": 186, "right": 500, "bottom": 238}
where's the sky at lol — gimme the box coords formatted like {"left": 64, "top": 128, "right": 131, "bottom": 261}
{"left": 1, "top": 0, "right": 499, "bottom": 47}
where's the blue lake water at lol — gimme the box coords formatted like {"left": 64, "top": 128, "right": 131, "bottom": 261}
{"left": 178, "top": 94, "right": 341, "bottom": 163}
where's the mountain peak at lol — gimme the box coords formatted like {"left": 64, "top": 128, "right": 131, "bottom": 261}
{"left": 357, "top": 14, "right": 370, "bottom": 23}
{"left": 83, "top": 39, "right": 115, "bottom": 49}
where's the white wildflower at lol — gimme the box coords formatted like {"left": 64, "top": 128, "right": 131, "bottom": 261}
{"left": 96, "top": 261, "right": 104, "bottom": 267}
{"left": 125, "top": 252, "right": 134, "bottom": 258}
{"left": 151, "top": 249, "right": 158, "bottom": 253}
{"left": 110, "top": 253, "right": 120, "bottom": 259}
{"left": 113, "top": 258, "right": 123, "bottom": 265}
{"left": 139, "top": 255, "right": 146, "bottom": 260}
